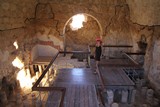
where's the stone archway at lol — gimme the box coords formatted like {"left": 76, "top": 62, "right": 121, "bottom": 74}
{"left": 62, "top": 13, "right": 103, "bottom": 51}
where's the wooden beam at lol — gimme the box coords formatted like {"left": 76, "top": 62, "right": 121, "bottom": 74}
{"left": 125, "top": 52, "right": 145, "bottom": 55}
{"left": 89, "top": 45, "right": 133, "bottom": 48}
{"left": 32, "top": 86, "right": 66, "bottom": 92}
{"left": 99, "top": 63, "right": 142, "bottom": 68}
{"left": 103, "top": 45, "right": 133, "bottom": 47}
{"left": 59, "top": 51, "right": 90, "bottom": 54}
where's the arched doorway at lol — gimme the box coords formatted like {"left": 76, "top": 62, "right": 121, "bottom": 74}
{"left": 62, "top": 13, "right": 103, "bottom": 52}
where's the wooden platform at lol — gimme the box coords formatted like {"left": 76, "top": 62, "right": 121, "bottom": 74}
{"left": 53, "top": 68, "right": 99, "bottom": 85}
{"left": 44, "top": 59, "right": 137, "bottom": 106}
{"left": 99, "top": 59, "right": 140, "bottom": 67}
{"left": 46, "top": 68, "right": 99, "bottom": 107}
{"left": 46, "top": 84, "right": 98, "bottom": 107}
{"left": 97, "top": 59, "right": 136, "bottom": 87}
{"left": 98, "top": 60, "right": 135, "bottom": 103}
{"left": 99, "top": 66, "right": 134, "bottom": 86}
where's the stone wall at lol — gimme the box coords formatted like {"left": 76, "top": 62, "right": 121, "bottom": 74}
{"left": 0, "top": 0, "right": 37, "bottom": 30}
{"left": 0, "top": 0, "right": 131, "bottom": 66}
{"left": 0, "top": 0, "right": 140, "bottom": 79}
{"left": 126, "top": 0, "right": 160, "bottom": 26}
{"left": 144, "top": 26, "right": 160, "bottom": 93}
{"left": 126, "top": 0, "right": 160, "bottom": 93}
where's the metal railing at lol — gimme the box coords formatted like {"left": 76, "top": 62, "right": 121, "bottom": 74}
{"left": 32, "top": 47, "right": 91, "bottom": 107}
{"left": 59, "top": 46, "right": 91, "bottom": 68}
{"left": 32, "top": 45, "right": 143, "bottom": 107}
{"left": 89, "top": 45, "right": 133, "bottom": 59}
{"left": 89, "top": 45, "right": 133, "bottom": 48}
{"left": 32, "top": 52, "right": 66, "bottom": 107}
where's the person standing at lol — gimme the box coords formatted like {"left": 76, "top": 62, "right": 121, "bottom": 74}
{"left": 94, "top": 37, "right": 105, "bottom": 91}
{"left": 94, "top": 37, "right": 102, "bottom": 74}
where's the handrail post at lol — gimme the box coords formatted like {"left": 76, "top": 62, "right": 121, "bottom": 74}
{"left": 48, "top": 68, "right": 49, "bottom": 86}
{"left": 87, "top": 45, "right": 91, "bottom": 68}
{"left": 39, "top": 82, "right": 41, "bottom": 101}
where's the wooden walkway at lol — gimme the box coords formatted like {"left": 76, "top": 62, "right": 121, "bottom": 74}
{"left": 99, "top": 59, "right": 140, "bottom": 67}
{"left": 98, "top": 59, "right": 135, "bottom": 103}
{"left": 98, "top": 66, "right": 134, "bottom": 86}
{"left": 97, "top": 59, "right": 139, "bottom": 87}
{"left": 46, "top": 68, "right": 99, "bottom": 107}
{"left": 45, "top": 59, "right": 137, "bottom": 106}
{"left": 46, "top": 84, "right": 98, "bottom": 107}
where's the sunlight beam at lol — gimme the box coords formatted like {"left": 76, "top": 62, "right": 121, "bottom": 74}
{"left": 70, "top": 14, "right": 87, "bottom": 31}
